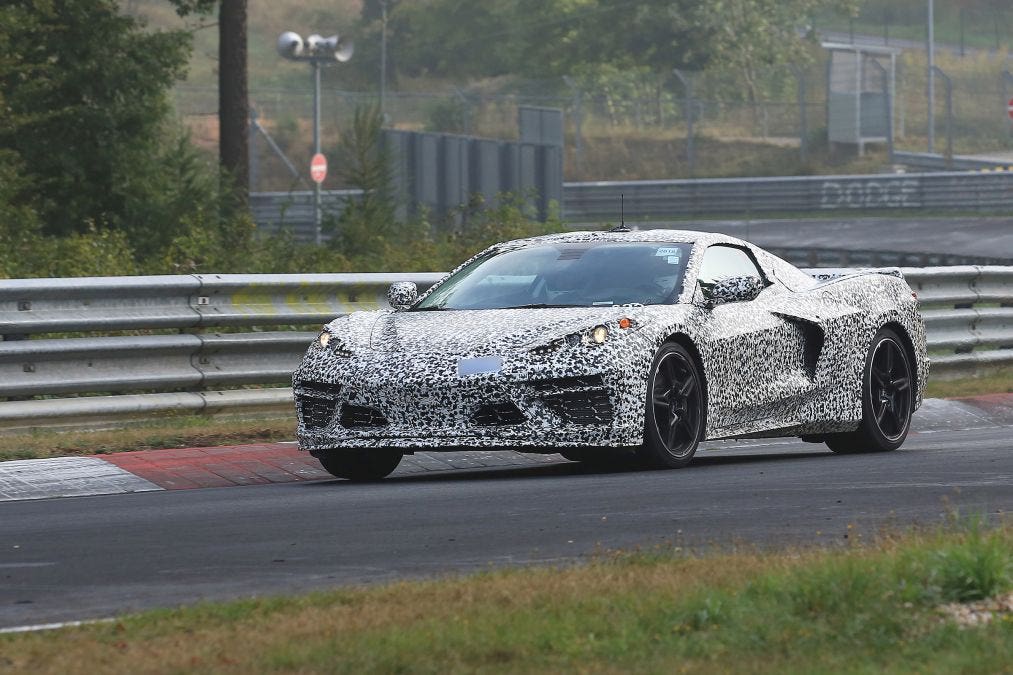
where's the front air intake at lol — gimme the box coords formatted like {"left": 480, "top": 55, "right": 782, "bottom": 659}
{"left": 472, "top": 401, "right": 526, "bottom": 426}
{"left": 340, "top": 403, "right": 388, "bottom": 428}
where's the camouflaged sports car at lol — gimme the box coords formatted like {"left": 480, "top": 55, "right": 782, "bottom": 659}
{"left": 293, "top": 230, "right": 928, "bottom": 480}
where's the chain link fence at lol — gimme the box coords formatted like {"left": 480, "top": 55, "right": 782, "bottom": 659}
{"left": 172, "top": 40, "right": 1013, "bottom": 193}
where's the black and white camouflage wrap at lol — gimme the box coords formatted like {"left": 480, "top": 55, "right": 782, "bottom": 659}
{"left": 386, "top": 281, "right": 418, "bottom": 311}
{"left": 293, "top": 230, "right": 928, "bottom": 452}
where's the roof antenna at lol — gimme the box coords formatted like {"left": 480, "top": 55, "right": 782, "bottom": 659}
{"left": 610, "top": 193, "right": 631, "bottom": 232}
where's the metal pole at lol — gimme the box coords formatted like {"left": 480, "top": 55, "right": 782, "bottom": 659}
{"left": 253, "top": 117, "right": 309, "bottom": 185}
{"left": 870, "top": 60, "right": 893, "bottom": 164}
{"left": 932, "top": 65, "right": 952, "bottom": 167}
{"left": 313, "top": 59, "right": 322, "bottom": 246}
{"left": 563, "top": 76, "right": 583, "bottom": 173}
{"left": 249, "top": 106, "right": 259, "bottom": 192}
{"left": 793, "top": 65, "right": 808, "bottom": 163}
{"left": 380, "top": 0, "right": 387, "bottom": 117}
{"left": 959, "top": 8, "right": 965, "bottom": 57}
{"left": 1003, "top": 71, "right": 1013, "bottom": 142}
{"left": 673, "top": 69, "right": 694, "bottom": 176}
{"left": 927, "top": 0, "right": 935, "bottom": 153}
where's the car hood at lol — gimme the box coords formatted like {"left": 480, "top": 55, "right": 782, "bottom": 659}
{"left": 360, "top": 306, "right": 650, "bottom": 354}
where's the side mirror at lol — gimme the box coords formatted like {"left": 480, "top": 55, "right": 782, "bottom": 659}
{"left": 387, "top": 282, "right": 418, "bottom": 311}
{"left": 701, "top": 276, "right": 764, "bottom": 307}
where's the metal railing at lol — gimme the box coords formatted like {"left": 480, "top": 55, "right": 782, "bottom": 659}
{"left": 250, "top": 170, "right": 1013, "bottom": 240}
{"left": 0, "top": 267, "right": 1009, "bottom": 429}
{"left": 563, "top": 171, "right": 1013, "bottom": 222}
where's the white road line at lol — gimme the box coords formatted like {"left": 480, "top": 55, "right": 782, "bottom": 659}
{"left": 0, "top": 618, "right": 113, "bottom": 634}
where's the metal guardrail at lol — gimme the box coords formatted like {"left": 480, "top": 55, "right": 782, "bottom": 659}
{"left": 250, "top": 170, "right": 1013, "bottom": 241}
{"left": 0, "top": 268, "right": 1009, "bottom": 429}
{"left": 563, "top": 171, "right": 1013, "bottom": 222}
{"left": 892, "top": 151, "right": 1013, "bottom": 173}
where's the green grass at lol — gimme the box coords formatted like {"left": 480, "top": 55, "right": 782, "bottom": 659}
{"left": 925, "top": 368, "right": 1013, "bottom": 398}
{"left": 2, "top": 522, "right": 1011, "bottom": 674}
{"left": 0, "top": 415, "right": 295, "bottom": 462}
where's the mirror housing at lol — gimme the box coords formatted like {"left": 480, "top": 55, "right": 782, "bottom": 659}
{"left": 701, "top": 276, "right": 764, "bottom": 307}
{"left": 387, "top": 282, "right": 418, "bottom": 311}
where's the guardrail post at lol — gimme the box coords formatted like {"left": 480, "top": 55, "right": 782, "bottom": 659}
{"left": 930, "top": 66, "right": 953, "bottom": 168}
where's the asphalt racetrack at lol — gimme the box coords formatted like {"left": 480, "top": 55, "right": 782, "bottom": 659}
{"left": 1, "top": 403, "right": 1011, "bottom": 630}
{"left": 613, "top": 217, "right": 1013, "bottom": 262}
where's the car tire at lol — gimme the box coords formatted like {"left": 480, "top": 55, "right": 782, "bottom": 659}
{"left": 826, "top": 327, "right": 913, "bottom": 454}
{"left": 317, "top": 449, "right": 403, "bottom": 481}
{"left": 637, "top": 342, "right": 704, "bottom": 469}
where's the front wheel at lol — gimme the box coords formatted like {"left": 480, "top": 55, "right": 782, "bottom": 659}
{"left": 637, "top": 342, "right": 704, "bottom": 469}
{"left": 826, "top": 327, "right": 913, "bottom": 454}
{"left": 317, "top": 449, "right": 403, "bottom": 481}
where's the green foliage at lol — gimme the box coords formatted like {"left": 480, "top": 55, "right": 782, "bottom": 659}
{"left": 381, "top": 0, "right": 855, "bottom": 86}
{"left": 425, "top": 97, "right": 471, "bottom": 133}
{"left": 0, "top": 0, "right": 192, "bottom": 241}
{"left": 904, "top": 520, "right": 1013, "bottom": 603}
{"left": 330, "top": 103, "right": 398, "bottom": 261}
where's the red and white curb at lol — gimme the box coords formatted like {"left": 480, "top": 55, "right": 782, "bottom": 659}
{"left": 0, "top": 442, "right": 326, "bottom": 502}
{"left": 0, "top": 442, "right": 562, "bottom": 502}
{"left": 0, "top": 456, "right": 162, "bottom": 502}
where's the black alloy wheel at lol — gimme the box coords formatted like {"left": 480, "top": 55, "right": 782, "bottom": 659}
{"left": 317, "top": 448, "right": 404, "bottom": 481}
{"left": 827, "top": 327, "right": 913, "bottom": 454}
{"left": 638, "top": 342, "right": 704, "bottom": 469}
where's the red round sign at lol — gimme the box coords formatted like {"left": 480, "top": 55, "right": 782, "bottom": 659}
{"left": 310, "top": 153, "right": 327, "bottom": 183}
{"left": 1007, "top": 98, "right": 1013, "bottom": 121}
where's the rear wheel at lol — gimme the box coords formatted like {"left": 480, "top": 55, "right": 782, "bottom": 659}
{"left": 637, "top": 342, "right": 704, "bottom": 469}
{"left": 317, "top": 449, "right": 403, "bottom": 481}
{"left": 826, "top": 327, "right": 913, "bottom": 454}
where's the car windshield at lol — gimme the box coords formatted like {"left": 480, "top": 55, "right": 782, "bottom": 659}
{"left": 414, "top": 241, "right": 693, "bottom": 310}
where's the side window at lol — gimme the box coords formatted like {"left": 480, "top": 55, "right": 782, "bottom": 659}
{"left": 697, "top": 245, "right": 764, "bottom": 286}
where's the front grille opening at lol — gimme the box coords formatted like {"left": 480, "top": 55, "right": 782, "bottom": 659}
{"left": 340, "top": 403, "right": 388, "bottom": 428}
{"left": 541, "top": 389, "right": 614, "bottom": 425}
{"left": 471, "top": 401, "right": 526, "bottom": 426}
{"left": 298, "top": 395, "right": 339, "bottom": 430}
{"left": 528, "top": 374, "right": 606, "bottom": 393}
{"left": 296, "top": 380, "right": 343, "bottom": 397}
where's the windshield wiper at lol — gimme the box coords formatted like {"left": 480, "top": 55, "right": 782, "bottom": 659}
{"left": 409, "top": 305, "right": 448, "bottom": 311}
{"left": 500, "top": 303, "right": 584, "bottom": 309}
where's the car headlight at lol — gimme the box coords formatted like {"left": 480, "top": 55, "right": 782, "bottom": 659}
{"left": 529, "top": 319, "right": 637, "bottom": 355}
{"left": 318, "top": 331, "right": 331, "bottom": 348}
{"left": 567, "top": 324, "right": 609, "bottom": 346}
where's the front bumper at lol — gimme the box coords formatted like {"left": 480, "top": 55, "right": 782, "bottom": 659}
{"left": 293, "top": 346, "right": 647, "bottom": 451}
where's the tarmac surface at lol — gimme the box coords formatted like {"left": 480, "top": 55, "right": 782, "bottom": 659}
{"left": 0, "top": 395, "right": 1010, "bottom": 630}
{"left": 619, "top": 217, "right": 1013, "bottom": 262}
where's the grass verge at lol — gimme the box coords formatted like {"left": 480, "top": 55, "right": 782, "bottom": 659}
{"left": 2, "top": 521, "right": 1011, "bottom": 674}
{"left": 924, "top": 368, "right": 1013, "bottom": 399}
{"left": 0, "top": 415, "right": 295, "bottom": 462}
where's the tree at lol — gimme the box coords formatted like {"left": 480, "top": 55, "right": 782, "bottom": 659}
{"left": 0, "top": 1, "right": 191, "bottom": 239}
{"left": 169, "top": 0, "right": 248, "bottom": 206}
{"left": 381, "top": 0, "right": 851, "bottom": 90}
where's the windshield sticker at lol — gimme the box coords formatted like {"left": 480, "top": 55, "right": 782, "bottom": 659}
{"left": 655, "top": 247, "right": 682, "bottom": 257}
{"left": 666, "top": 255, "right": 681, "bottom": 265}
{"left": 478, "top": 275, "right": 537, "bottom": 285}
